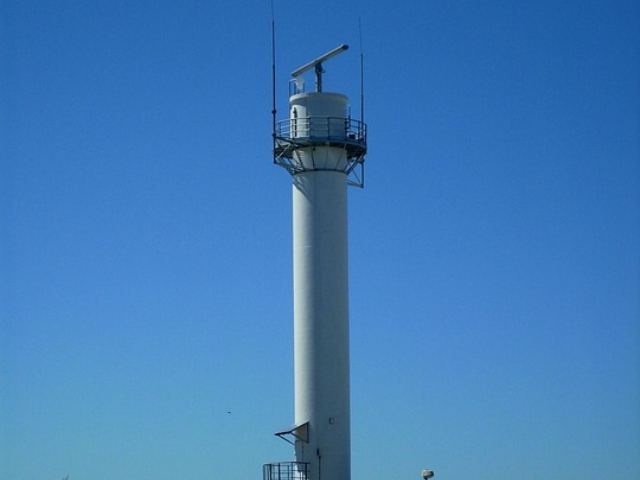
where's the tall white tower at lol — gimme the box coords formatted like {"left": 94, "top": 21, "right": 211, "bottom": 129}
{"left": 264, "top": 45, "right": 367, "bottom": 480}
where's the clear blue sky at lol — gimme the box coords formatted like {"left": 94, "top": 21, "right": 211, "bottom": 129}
{"left": 2, "top": 1, "right": 639, "bottom": 479}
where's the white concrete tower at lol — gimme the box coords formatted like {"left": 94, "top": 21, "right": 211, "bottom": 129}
{"left": 264, "top": 45, "right": 367, "bottom": 480}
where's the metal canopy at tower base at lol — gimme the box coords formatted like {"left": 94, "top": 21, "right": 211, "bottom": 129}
{"left": 275, "top": 422, "right": 309, "bottom": 446}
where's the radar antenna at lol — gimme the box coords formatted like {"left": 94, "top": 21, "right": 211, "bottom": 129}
{"left": 291, "top": 44, "right": 349, "bottom": 92}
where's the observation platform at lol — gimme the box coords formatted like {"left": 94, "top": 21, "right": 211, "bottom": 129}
{"left": 273, "top": 116, "right": 367, "bottom": 187}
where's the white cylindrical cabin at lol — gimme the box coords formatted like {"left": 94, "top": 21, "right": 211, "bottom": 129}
{"left": 289, "top": 92, "right": 349, "bottom": 171}
{"left": 291, "top": 92, "right": 351, "bottom": 480}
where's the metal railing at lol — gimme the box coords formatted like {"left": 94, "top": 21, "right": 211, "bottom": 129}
{"left": 275, "top": 117, "right": 367, "bottom": 146}
{"left": 263, "top": 462, "right": 309, "bottom": 480}
{"left": 272, "top": 116, "right": 367, "bottom": 187}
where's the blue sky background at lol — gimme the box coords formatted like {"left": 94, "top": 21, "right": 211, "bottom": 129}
{"left": 1, "top": 1, "right": 639, "bottom": 479}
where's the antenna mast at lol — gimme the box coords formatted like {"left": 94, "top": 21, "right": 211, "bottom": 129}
{"left": 271, "top": 0, "right": 277, "bottom": 155}
{"left": 359, "top": 18, "right": 365, "bottom": 126}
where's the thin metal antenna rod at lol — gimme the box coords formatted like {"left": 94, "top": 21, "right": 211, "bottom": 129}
{"left": 359, "top": 18, "right": 365, "bottom": 126}
{"left": 271, "top": 0, "right": 277, "bottom": 157}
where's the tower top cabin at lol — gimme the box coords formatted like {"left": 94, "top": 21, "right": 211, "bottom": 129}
{"left": 273, "top": 44, "right": 367, "bottom": 187}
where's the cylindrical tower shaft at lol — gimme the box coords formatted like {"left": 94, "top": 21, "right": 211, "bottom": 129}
{"left": 293, "top": 169, "right": 350, "bottom": 480}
